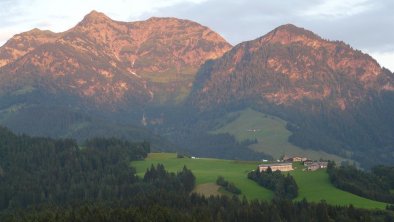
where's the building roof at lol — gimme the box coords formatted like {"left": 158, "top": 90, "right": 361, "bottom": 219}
{"left": 259, "top": 163, "right": 292, "bottom": 167}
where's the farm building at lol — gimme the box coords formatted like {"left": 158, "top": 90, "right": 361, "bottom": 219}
{"left": 306, "top": 162, "right": 328, "bottom": 171}
{"left": 283, "top": 156, "right": 308, "bottom": 162}
{"left": 303, "top": 160, "right": 314, "bottom": 166}
{"left": 259, "top": 163, "right": 293, "bottom": 172}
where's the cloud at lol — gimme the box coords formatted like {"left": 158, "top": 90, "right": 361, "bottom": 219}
{"left": 301, "top": 0, "right": 375, "bottom": 18}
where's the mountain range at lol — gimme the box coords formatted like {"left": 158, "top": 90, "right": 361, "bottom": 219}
{"left": 0, "top": 11, "right": 393, "bottom": 167}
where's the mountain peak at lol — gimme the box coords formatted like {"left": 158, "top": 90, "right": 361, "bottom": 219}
{"left": 260, "top": 24, "right": 322, "bottom": 45}
{"left": 85, "top": 10, "right": 109, "bottom": 18}
{"left": 274, "top": 24, "right": 313, "bottom": 34}
{"left": 24, "top": 28, "right": 56, "bottom": 36}
{"left": 27, "top": 28, "right": 43, "bottom": 34}
{"left": 79, "top": 10, "right": 112, "bottom": 25}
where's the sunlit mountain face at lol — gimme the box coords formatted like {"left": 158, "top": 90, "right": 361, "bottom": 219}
{"left": 0, "top": 11, "right": 231, "bottom": 107}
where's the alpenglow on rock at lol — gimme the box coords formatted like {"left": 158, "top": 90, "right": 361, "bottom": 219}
{"left": 0, "top": 10, "right": 232, "bottom": 107}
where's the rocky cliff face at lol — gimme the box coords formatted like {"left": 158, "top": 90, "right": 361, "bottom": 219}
{"left": 0, "top": 28, "right": 60, "bottom": 68}
{"left": 191, "top": 24, "right": 393, "bottom": 111}
{"left": 0, "top": 11, "right": 231, "bottom": 107}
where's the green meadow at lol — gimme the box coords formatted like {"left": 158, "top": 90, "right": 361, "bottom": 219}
{"left": 132, "top": 153, "right": 387, "bottom": 209}
{"left": 290, "top": 163, "right": 387, "bottom": 209}
{"left": 132, "top": 153, "right": 274, "bottom": 200}
{"left": 212, "top": 108, "right": 346, "bottom": 162}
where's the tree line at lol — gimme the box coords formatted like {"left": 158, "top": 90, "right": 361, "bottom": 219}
{"left": 0, "top": 126, "right": 150, "bottom": 211}
{"left": 248, "top": 167, "right": 298, "bottom": 200}
{"left": 216, "top": 176, "right": 241, "bottom": 195}
{"left": 4, "top": 194, "right": 394, "bottom": 222}
{"left": 327, "top": 162, "right": 394, "bottom": 204}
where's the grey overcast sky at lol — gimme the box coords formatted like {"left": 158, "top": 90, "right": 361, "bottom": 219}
{"left": 0, "top": 0, "right": 393, "bottom": 71}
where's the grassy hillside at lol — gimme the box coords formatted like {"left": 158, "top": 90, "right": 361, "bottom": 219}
{"left": 212, "top": 108, "right": 346, "bottom": 162}
{"left": 290, "top": 163, "right": 386, "bottom": 209}
{"left": 132, "top": 153, "right": 274, "bottom": 200}
{"left": 132, "top": 153, "right": 387, "bottom": 209}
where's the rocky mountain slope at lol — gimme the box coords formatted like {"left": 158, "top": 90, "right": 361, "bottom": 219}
{"left": 0, "top": 11, "right": 231, "bottom": 107}
{"left": 189, "top": 24, "right": 394, "bottom": 166}
{"left": 190, "top": 24, "right": 393, "bottom": 110}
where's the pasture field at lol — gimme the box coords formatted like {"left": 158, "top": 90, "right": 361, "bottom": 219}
{"left": 290, "top": 163, "right": 387, "bottom": 209}
{"left": 132, "top": 153, "right": 274, "bottom": 200}
{"left": 212, "top": 108, "right": 345, "bottom": 162}
{"left": 131, "top": 153, "right": 387, "bottom": 209}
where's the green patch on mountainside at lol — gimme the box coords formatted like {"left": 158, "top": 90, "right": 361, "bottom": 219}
{"left": 212, "top": 108, "right": 346, "bottom": 162}
{"left": 132, "top": 153, "right": 387, "bottom": 209}
{"left": 11, "top": 86, "right": 36, "bottom": 96}
{"left": 143, "top": 67, "right": 197, "bottom": 83}
{"left": 143, "top": 70, "right": 196, "bottom": 104}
